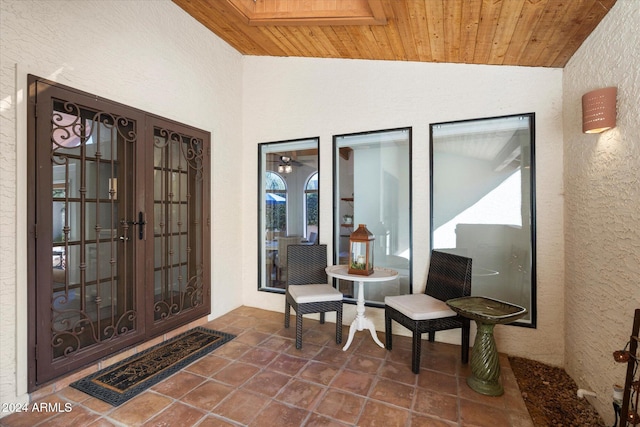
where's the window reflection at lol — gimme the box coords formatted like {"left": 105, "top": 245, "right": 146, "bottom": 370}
{"left": 430, "top": 114, "right": 536, "bottom": 326}
{"left": 333, "top": 128, "right": 412, "bottom": 305}
{"left": 258, "top": 139, "right": 319, "bottom": 291}
{"left": 305, "top": 173, "right": 318, "bottom": 244}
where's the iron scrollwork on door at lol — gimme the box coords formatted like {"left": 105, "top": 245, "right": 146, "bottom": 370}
{"left": 49, "top": 100, "right": 138, "bottom": 359}
{"left": 30, "top": 75, "right": 211, "bottom": 388}
{"left": 152, "top": 128, "right": 206, "bottom": 322}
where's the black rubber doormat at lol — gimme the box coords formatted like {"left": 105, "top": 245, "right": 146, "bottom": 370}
{"left": 71, "top": 327, "right": 235, "bottom": 406}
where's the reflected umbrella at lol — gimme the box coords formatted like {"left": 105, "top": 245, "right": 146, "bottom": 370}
{"left": 265, "top": 193, "right": 286, "bottom": 204}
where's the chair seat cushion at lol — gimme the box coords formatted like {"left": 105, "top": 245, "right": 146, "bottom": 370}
{"left": 385, "top": 294, "right": 456, "bottom": 321}
{"left": 288, "top": 284, "right": 343, "bottom": 304}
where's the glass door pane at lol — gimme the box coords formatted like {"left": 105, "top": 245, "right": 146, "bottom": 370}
{"left": 150, "top": 125, "right": 208, "bottom": 324}
{"left": 49, "top": 100, "right": 137, "bottom": 360}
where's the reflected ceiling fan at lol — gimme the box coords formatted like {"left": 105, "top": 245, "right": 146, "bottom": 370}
{"left": 267, "top": 151, "right": 315, "bottom": 173}
{"left": 278, "top": 156, "right": 294, "bottom": 174}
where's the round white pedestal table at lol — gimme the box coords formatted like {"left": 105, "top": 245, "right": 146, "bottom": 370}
{"left": 325, "top": 265, "right": 398, "bottom": 351}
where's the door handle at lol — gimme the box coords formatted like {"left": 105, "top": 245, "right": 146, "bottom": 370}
{"left": 123, "top": 212, "right": 147, "bottom": 240}
{"left": 133, "top": 212, "right": 146, "bottom": 240}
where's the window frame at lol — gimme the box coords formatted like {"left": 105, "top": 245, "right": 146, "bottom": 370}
{"left": 257, "top": 137, "right": 319, "bottom": 293}
{"left": 429, "top": 113, "right": 537, "bottom": 328}
{"left": 332, "top": 127, "right": 413, "bottom": 307}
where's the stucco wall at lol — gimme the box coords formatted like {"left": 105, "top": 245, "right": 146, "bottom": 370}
{"left": 563, "top": 1, "right": 640, "bottom": 424}
{"left": 0, "top": 0, "right": 244, "bottom": 408}
{"left": 241, "top": 57, "right": 566, "bottom": 366}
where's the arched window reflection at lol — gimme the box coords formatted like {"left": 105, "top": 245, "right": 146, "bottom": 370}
{"left": 265, "top": 171, "right": 287, "bottom": 239}
{"left": 305, "top": 172, "right": 318, "bottom": 244}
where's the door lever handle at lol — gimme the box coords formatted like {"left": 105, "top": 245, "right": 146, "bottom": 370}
{"left": 123, "top": 212, "right": 146, "bottom": 240}
{"left": 133, "top": 212, "right": 146, "bottom": 240}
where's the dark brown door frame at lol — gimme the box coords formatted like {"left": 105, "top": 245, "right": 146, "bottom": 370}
{"left": 27, "top": 75, "right": 211, "bottom": 390}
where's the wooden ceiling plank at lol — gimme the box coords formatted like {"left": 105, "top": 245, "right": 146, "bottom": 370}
{"left": 363, "top": 2, "right": 397, "bottom": 61}
{"left": 320, "top": 26, "right": 357, "bottom": 59}
{"left": 443, "top": 0, "right": 463, "bottom": 63}
{"left": 459, "top": 0, "right": 482, "bottom": 64}
{"left": 370, "top": 24, "right": 399, "bottom": 60}
{"left": 424, "top": 0, "right": 446, "bottom": 62}
{"left": 550, "top": 0, "right": 616, "bottom": 67}
{"left": 349, "top": 25, "right": 385, "bottom": 59}
{"left": 331, "top": 26, "right": 368, "bottom": 59}
{"left": 544, "top": 0, "right": 613, "bottom": 67}
{"left": 487, "top": 0, "right": 526, "bottom": 65}
{"left": 404, "top": 0, "right": 433, "bottom": 62}
{"left": 387, "top": 0, "right": 419, "bottom": 61}
{"left": 306, "top": 25, "right": 345, "bottom": 58}
{"left": 282, "top": 26, "right": 322, "bottom": 57}
{"left": 532, "top": 0, "right": 590, "bottom": 67}
{"left": 376, "top": 0, "right": 409, "bottom": 61}
{"left": 385, "top": 27, "right": 409, "bottom": 61}
{"left": 260, "top": 24, "right": 311, "bottom": 57}
{"left": 502, "top": 0, "right": 550, "bottom": 66}
{"left": 473, "top": 0, "right": 504, "bottom": 65}
{"left": 260, "top": 25, "right": 302, "bottom": 56}
{"left": 517, "top": 0, "right": 573, "bottom": 66}
{"left": 238, "top": 24, "right": 290, "bottom": 56}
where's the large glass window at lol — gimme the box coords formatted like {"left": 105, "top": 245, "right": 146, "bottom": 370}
{"left": 333, "top": 128, "right": 412, "bottom": 305}
{"left": 430, "top": 114, "right": 536, "bottom": 326}
{"left": 258, "top": 138, "right": 319, "bottom": 291}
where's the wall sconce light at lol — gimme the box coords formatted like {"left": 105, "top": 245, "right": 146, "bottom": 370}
{"left": 582, "top": 87, "right": 617, "bottom": 133}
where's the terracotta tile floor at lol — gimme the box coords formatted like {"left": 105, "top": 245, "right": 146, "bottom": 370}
{"left": 1, "top": 306, "right": 534, "bottom": 427}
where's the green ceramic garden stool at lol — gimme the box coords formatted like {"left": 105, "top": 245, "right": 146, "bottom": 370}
{"left": 447, "top": 296, "right": 527, "bottom": 396}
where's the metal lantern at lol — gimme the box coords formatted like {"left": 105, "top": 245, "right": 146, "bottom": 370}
{"left": 348, "top": 224, "right": 375, "bottom": 276}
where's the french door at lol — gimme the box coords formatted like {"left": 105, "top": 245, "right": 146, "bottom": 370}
{"left": 27, "top": 76, "right": 210, "bottom": 388}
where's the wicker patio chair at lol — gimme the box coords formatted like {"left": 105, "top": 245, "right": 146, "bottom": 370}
{"left": 274, "top": 235, "right": 301, "bottom": 286}
{"left": 284, "top": 244, "right": 343, "bottom": 349}
{"left": 384, "top": 250, "right": 472, "bottom": 373}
